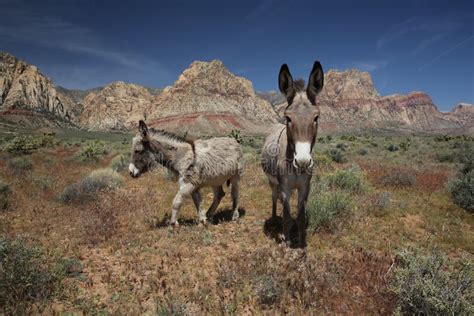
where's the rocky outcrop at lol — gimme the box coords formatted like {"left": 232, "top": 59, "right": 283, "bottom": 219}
{"left": 79, "top": 81, "right": 152, "bottom": 130}
{"left": 269, "top": 69, "right": 462, "bottom": 133}
{"left": 148, "top": 60, "right": 277, "bottom": 134}
{"left": 0, "top": 52, "right": 78, "bottom": 126}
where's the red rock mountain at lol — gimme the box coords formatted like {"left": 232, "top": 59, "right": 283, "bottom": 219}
{"left": 147, "top": 60, "right": 278, "bottom": 134}
{"left": 0, "top": 52, "right": 471, "bottom": 135}
{"left": 271, "top": 69, "right": 461, "bottom": 133}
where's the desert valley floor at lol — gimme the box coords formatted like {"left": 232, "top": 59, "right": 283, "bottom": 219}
{"left": 0, "top": 128, "right": 473, "bottom": 314}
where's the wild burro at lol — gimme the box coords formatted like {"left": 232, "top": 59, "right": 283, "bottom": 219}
{"left": 129, "top": 120, "right": 243, "bottom": 225}
{"left": 261, "top": 61, "right": 324, "bottom": 247}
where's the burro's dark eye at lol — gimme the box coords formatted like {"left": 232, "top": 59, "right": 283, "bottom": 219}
{"left": 134, "top": 150, "right": 140, "bottom": 154}
{"left": 286, "top": 116, "right": 292, "bottom": 124}
{"left": 314, "top": 116, "right": 319, "bottom": 123}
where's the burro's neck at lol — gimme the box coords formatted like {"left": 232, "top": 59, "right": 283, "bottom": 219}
{"left": 149, "top": 132, "right": 194, "bottom": 174}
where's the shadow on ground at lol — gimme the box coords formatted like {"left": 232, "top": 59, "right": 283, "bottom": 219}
{"left": 209, "top": 207, "right": 246, "bottom": 224}
{"left": 263, "top": 216, "right": 302, "bottom": 248}
{"left": 151, "top": 208, "right": 246, "bottom": 228}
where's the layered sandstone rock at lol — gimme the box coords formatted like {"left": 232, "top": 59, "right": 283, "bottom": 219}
{"left": 79, "top": 81, "right": 152, "bottom": 130}
{"left": 0, "top": 52, "right": 78, "bottom": 126}
{"left": 148, "top": 60, "right": 278, "bottom": 134}
{"left": 268, "top": 69, "right": 460, "bottom": 132}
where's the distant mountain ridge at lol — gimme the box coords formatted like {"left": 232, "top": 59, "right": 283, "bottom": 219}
{"left": 0, "top": 51, "right": 472, "bottom": 135}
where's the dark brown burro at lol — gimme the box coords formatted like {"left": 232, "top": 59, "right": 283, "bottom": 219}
{"left": 261, "top": 61, "right": 324, "bottom": 247}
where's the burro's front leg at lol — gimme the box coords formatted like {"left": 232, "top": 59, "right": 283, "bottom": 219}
{"left": 296, "top": 177, "right": 311, "bottom": 247}
{"left": 170, "top": 179, "right": 195, "bottom": 226}
{"left": 279, "top": 183, "right": 292, "bottom": 244}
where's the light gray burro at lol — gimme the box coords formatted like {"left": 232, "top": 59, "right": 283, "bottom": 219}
{"left": 129, "top": 120, "right": 243, "bottom": 225}
{"left": 261, "top": 61, "right": 324, "bottom": 247}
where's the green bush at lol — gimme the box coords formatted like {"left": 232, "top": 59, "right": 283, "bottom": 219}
{"left": 8, "top": 157, "right": 33, "bottom": 173}
{"left": 390, "top": 249, "right": 473, "bottom": 315}
{"left": 326, "top": 166, "right": 363, "bottom": 193}
{"left": 0, "top": 179, "right": 11, "bottom": 210}
{"left": 327, "top": 149, "right": 347, "bottom": 164}
{"left": 307, "top": 189, "right": 352, "bottom": 231}
{"left": 37, "top": 132, "right": 59, "bottom": 148}
{"left": 77, "top": 141, "right": 107, "bottom": 161}
{"left": 228, "top": 129, "right": 243, "bottom": 144}
{"left": 387, "top": 144, "right": 399, "bottom": 152}
{"left": 2, "top": 135, "right": 39, "bottom": 154}
{"left": 448, "top": 171, "right": 473, "bottom": 213}
{"left": 109, "top": 154, "right": 128, "bottom": 172}
{"left": 59, "top": 168, "right": 123, "bottom": 204}
{"left": 0, "top": 237, "right": 70, "bottom": 314}
{"left": 357, "top": 148, "right": 368, "bottom": 156}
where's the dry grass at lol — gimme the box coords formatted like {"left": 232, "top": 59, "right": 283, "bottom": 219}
{"left": 0, "top": 132, "right": 472, "bottom": 314}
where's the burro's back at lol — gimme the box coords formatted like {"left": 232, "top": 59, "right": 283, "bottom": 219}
{"left": 194, "top": 137, "right": 243, "bottom": 186}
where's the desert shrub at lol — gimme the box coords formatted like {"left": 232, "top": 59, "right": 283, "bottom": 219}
{"left": 77, "top": 141, "right": 107, "bottom": 161}
{"left": 327, "top": 149, "right": 347, "bottom": 164}
{"left": 459, "top": 145, "right": 473, "bottom": 175}
{"left": 448, "top": 171, "right": 473, "bottom": 213}
{"left": 110, "top": 154, "right": 128, "bottom": 172}
{"left": 7, "top": 156, "right": 33, "bottom": 173}
{"left": 0, "top": 179, "right": 11, "bottom": 210}
{"left": 2, "top": 135, "right": 38, "bottom": 154}
{"left": 336, "top": 142, "right": 348, "bottom": 151}
{"left": 380, "top": 172, "right": 416, "bottom": 188}
{"left": 59, "top": 168, "right": 123, "bottom": 204}
{"left": 314, "top": 152, "right": 333, "bottom": 171}
{"left": 228, "top": 129, "right": 243, "bottom": 144}
{"left": 435, "top": 151, "right": 457, "bottom": 163}
{"left": 307, "top": 189, "right": 352, "bottom": 231}
{"left": 387, "top": 144, "right": 399, "bottom": 152}
{"left": 357, "top": 148, "right": 368, "bottom": 156}
{"left": 326, "top": 166, "right": 363, "bottom": 194}
{"left": 399, "top": 140, "right": 411, "bottom": 151}
{"left": 37, "top": 132, "right": 59, "bottom": 148}
{"left": 390, "top": 249, "right": 473, "bottom": 315}
{"left": 340, "top": 135, "right": 357, "bottom": 142}
{"left": 0, "top": 237, "right": 71, "bottom": 314}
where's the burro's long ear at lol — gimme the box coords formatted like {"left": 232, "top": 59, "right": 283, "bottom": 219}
{"left": 278, "top": 64, "right": 294, "bottom": 97}
{"left": 139, "top": 120, "right": 149, "bottom": 137}
{"left": 306, "top": 61, "right": 324, "bottom": 105}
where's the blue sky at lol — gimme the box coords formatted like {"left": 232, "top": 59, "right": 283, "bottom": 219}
{"left": 1, "top": 0, "right": 473, "bottom": 111}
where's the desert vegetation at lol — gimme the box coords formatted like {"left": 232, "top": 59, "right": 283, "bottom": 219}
{"left": 0, "top": 128, "right": 472, "bottom": 314}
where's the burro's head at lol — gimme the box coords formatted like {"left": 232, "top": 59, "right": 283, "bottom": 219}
{"left": 129, "top": 120, "right": 155, "bottom": 178}
{"left": 279, "top": 61, "right": 324, "bottom": 169}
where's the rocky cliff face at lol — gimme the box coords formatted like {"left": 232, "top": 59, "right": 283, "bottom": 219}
{"left": 269, "top": 69, "right": 461, "bottom": 133}
{"left": 0, "top": 52, "right": 78, "bottom": 126}
{"left": 148, "top": 60, "right": 277, "bottom": 134}
{"left": 79, "top": 81, "right": 153, "bottom": 130}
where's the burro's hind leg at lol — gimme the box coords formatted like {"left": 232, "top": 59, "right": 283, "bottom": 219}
{"left": 230, "top": 176, "right": 240, "bottom": 220}
{"left": 206, "top": 185, "right": 225, "bottom": 219}
{"left": 191, "top": 189, "right": 207, "bottom": 225}
{"left": 170, "top": 179, "right": 194, "bottom": 226}
{"left": 296, "top": 178, "right": 311, "bottom": 247}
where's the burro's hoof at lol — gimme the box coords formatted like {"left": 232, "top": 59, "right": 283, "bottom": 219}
{"left": 232, "top": 211, "right": 239, "bottom": 221}
{"left": 198, "top": 219, "right": 207, "bottom": 227}
{"left": 170, "top": 221, "right": 179, "bottom": 228}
